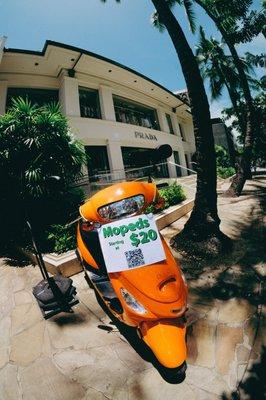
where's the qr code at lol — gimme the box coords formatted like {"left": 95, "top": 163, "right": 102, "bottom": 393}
{"left": 125, "top": 249, "right": 145, "bottom": 269}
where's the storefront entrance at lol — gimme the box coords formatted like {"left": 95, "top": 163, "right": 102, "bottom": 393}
{"left": 85, "top": 146, "right": 110, "bottom": 181}
{"left": 121, "top": 147, "right": 169, "bottom": 180}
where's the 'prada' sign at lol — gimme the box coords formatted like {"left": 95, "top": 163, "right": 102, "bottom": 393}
{"left": 135, "top": 131, "right": 158, "bottom": 141}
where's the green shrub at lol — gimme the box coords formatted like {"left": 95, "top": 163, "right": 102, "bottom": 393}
{"left": 146, "top": 183, "right": 186, "bottom": 214}
{"left": 47, "top": 224, "right": 77, "bottom": 254}
{"left": 217, "top": 166, "right": 235, "bottom": 179}
{"left": 0, "top": 98, "right": 86, "bottom": 254}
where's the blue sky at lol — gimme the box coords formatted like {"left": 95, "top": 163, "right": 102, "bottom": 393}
{"left": 0, "top": 0, "right": 264, "bottom": 118}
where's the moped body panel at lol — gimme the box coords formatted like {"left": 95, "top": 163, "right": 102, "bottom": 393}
{"left": 140, "top": 319, "right": 186, "bottom": 368}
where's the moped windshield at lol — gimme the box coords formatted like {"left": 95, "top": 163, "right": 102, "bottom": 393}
{"left": 98, "top": 194, "right": 145, "bottom": 221}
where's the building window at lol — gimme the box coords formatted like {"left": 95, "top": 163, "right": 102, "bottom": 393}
{"left": 79, "top": 87, "right": 101, "bottom": 119}
{"left": 85, "top": 146, "right": 110, "bottom": 181}
{"left": 173, "top": 151, "right": 182, "bottom": 177}
{"left": 6, "top": 88, "right": 59, "bottom": 109}
{"left": 179, "top": 123, "right": 186, "bottom": 141}
{"left": 166, "top": 114, "right": 174, "bottom": 134}
{"left": 113, "top": 96, "right": 160, "bottom": 130}
{"left": 121, "top": 147, "right": 169, "bottom": 179}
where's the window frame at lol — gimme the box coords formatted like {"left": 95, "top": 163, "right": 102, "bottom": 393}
{"left": 165, "top": 113, "right": 175, "bottom": 135}
{"left": 179, "top": 123, "right": 186, "bottom": 141}
{"left": 79, "top": 86, "right": 102, "bottom": 119}
{"left": 113, "top": 95, "right": 160, "bottom": 131}
{"left": 6, "top": 87, "right": 59, "bottom": 110}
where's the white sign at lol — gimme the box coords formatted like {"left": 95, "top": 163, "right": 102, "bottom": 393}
{"left": 98, "top": 214, "right": 166, "bottom": 273}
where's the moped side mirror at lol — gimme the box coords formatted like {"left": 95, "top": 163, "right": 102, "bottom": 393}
{"left": 153, "top": 144, "right": 173, "bottom": 161}
{"left": 133, "top": 145, "right": 173, "bottom": 165}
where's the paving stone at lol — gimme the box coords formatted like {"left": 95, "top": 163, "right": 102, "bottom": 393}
{"left": 0, "top": 347, "right": 9, "bottom": 369}
{"left": 127, "top": 368, "right": 197, "bottom": 400}
{"left": 186, "top": 365, "right": 230, "bottom": 396}
{"left": 14, "top": 290, "right": 33, "bottom": 305}
{"left": 0, "top": 317, "right": 11, "bottom": 349}
{"left": 0, "top": 274, "right": 12, "bottom": 294}
{"left": 237, "top": 363, "right": 247, "bottom": 382}
{"left": 84, "top": 387, "right": 106, "bottom": 400}
{"left": 110, "top": 341, "right": 151, "bottom": 373}
{"left": 218, "top": 299, "right": 256, "bottom": 325}
{"left": 186, "top": 308, "right": 202, "bottom": 325}
{"left": 71, "top": 346, "right": 130, "bottom": 398}
{"left": 12, "top": 274, "right": 27, "bottom": 292}
{"left": 78, "top": 289, "right": 107, "bottom": 321}
{"left": 236, "top": 345, "right": 251, "bottom": 363}
{"left": 230, "top": 372, "right": 237, "bottom": 390}
{"left": 216, "top": 324, "right": 243, "bottom": 375}
{"left": 0, "top": 295, "right": 15, "bottom": 319}
{"left": 48, "top": 303, "right": 121, "bottom": 351}
{"left": 244, "top": 315, "right": 265, "bottom": 357}
{"left": 85, "top": 323, "right": 123, "bottom": 349}
{"left": 190, "top": 319, "right": 216, "bottom": 368}
{"left": 0, "top": 364, "right": 22, "bottom": 400}
{"left": 42, "top": 327, "right": 53, "bottom": 357}
{"left": 10, "top": 321, "right": 45, "bottom": 366}
{"left": 252, "top": 262, "right": 265, "bottom": 277}
{"left": 19, "top": 357, "right": 85, "bottom": 400}
{"left": 53, "top": 349, "right": 95, "bottom": 374}
{"left": 186, "top": 325, "right": 198, "bottom": 364}
{"left": 11, "top": 302, "right": 42, "bottom": 335}
{"left": 205, "top": 306, "right": 219, "bottom": 323}
{"left": 47, "top": 303, "right": 95, "bottom": 350}
{"left": 189, "top": 385, "right": 221, "bottom": 400}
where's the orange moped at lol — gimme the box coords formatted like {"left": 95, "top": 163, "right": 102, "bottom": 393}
{"left": 76, "top": 146, "right": 188, "bottom": 376}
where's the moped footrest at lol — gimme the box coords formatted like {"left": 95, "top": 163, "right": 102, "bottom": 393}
{"left": 87, "top": 271, "right": 117, "bottom": 299}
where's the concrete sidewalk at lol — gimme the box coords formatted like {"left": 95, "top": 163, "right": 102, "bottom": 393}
{"left": 0, "top": 177, "right": 265, "bottom": 400}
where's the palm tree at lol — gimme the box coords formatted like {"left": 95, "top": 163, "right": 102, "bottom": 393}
{"left": 155, "top": 0, "right": 263, "bottom": 195}
{"left": 0, "top": 98, "right": 86, "bottom": 251}
{"left": 151, "top": 1, "right": 231, "bottom": 252}
{"left": 192, "top": 0, "right": 264, "bottom": 196}
{"left": 195, "top": 27, "right": 256, "bottom": 145}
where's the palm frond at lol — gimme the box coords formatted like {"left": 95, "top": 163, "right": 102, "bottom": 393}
{"left": 151, "top": 11, "right": 166, "bottom": 32}
{"left": 183, "top": 0, "right": 196, "bottom": 33}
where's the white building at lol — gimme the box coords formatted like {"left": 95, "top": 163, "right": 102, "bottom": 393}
{"left": 0, "top": 40, "right": 195, "bottom": 181}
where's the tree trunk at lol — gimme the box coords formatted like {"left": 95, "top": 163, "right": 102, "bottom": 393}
{"left": 151, "top": 0, "right": 226, "bottom": 248}
{"left": 223, "top": 44, "right": 254, "bottom": 193}
{"left": 195, "top": 0, "right": 255, "bottom": 196}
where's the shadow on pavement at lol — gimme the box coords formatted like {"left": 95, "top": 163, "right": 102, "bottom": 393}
{"left": 179, "top": 180, "right": 265, "bottom": 309}
{"left": 220, "top": 346, "right": 266, "bottom": 400}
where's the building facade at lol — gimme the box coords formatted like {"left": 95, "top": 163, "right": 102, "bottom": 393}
{"left": 0, "top": 40, "right": 196, "bottom": 181}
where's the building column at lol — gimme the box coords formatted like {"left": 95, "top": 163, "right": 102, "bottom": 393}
{"left": 106, "top": 140, "right": 125, "bottom": 181}
{"left": 0, "top": 80, "right": 8, "bottom": 115}
{"left": 98, "top": 85, "right": 116, "bottom": 121}
{"left": 157, "top": 107, "right": 169, "bottom": 133}
{"left": 167, "top": 154, "right": 177, "bottom": 178}
{"left": 171, "top": 114, "right": 179, "bottom": 136}
{"left": 179, "top": 150, "right": 188, "bottom": 176}
{"left": 59, "top": 73, "right": 80, "bottom": 116}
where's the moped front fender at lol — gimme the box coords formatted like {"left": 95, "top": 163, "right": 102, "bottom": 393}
{"left": 140, "top": 319, "right": 186, "bottom": 368}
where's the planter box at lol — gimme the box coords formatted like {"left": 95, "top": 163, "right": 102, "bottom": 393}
{"left": 43, "top": 250, "right": 82, "bottom": 278}
{"left": 155, "top": 198, "right": 194, "bottom": 231}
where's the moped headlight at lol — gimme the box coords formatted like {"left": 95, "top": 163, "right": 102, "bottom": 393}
{"left": 120, "top": 288, "right": 147, "bottom": 314}
{"left": 98, "top": 194, "right": 145, "bottom": 221}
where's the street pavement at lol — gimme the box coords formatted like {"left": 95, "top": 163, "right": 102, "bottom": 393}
{"left": 0, "top": 176, "right": 265, "bottom": 400}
